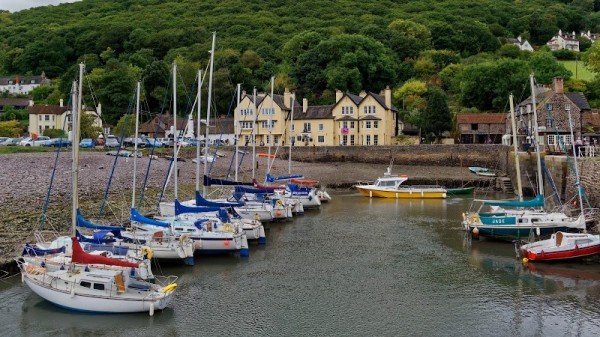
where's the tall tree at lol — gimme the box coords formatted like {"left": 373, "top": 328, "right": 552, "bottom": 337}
{"left": 421, "top": 87, "right": 452, "bottom": 142}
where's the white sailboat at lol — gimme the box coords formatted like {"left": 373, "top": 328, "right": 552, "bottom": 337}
{"left": 16, "top": 64, "right": 178, "bottom": 315}
{"left": 156, "top": 36, "right": 252, "bottom": 255}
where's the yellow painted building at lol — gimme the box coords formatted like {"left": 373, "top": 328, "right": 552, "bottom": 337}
{"left": 234, "top": 87, "right": 398, "bottom": 147}
{"left": 28, "top": 101, "right": 103, "bottom": 138}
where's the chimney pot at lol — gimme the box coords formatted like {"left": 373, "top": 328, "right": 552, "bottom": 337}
{"left": 553, "top": 77, "right": 564, "bottom": 94}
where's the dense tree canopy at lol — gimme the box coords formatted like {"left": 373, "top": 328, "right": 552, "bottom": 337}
{"left": 0, "top": 0, "right": 598, "bottom": 127}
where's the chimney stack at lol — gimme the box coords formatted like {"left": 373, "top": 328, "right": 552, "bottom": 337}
{"left": 384, "top": 86, "right": 391, "bottom": 109}
{"left": 59, "top": 99, "right": 64, "bottom": 107}
{"left": 335, "top": 89, "right": 343, "bottom": 103}
{"left": 359, "top": 90, "right": 367, "bottom": 98}
{"left": 303, "top": 98, "right": 308, "bottom": 113}
{"left": 553, "top": 77, "right": 564, "bottom": 94}
{"left": 284, "top": 87, "right": 291, "bottom": 109}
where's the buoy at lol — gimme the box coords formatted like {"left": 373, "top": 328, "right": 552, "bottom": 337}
{"left": 149, "top": 303, "right": 155, "bottom": 316}
{"left": 224, "top": 240, "right": 230, "bottom": 246}
{"left": 472, "top": 227, "right": 479, "bottom": 236}
{"left": 522, "top": 257, "right": 529, "bottom": 264}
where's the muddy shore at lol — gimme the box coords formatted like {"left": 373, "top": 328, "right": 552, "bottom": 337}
{"left": 0, "top": 150, "right": 490, "bottom": 270}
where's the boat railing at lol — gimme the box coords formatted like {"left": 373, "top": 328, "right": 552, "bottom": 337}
{"left": 397, "top": 185, "right": 446, "bottom": 189}
{"left": 355, "top": 180, "right": 374, "bottom": 186}
{"left": 153, "top": 274, "right": 178, "bottom": 288}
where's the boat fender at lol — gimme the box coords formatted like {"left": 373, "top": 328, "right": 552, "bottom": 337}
{"left": 141, "top": 246, "right": 153, "bottom": 260}
{"left": 149, "top": 303, "right": 154, "bottom": 316}
{"left": 470, "top": 214, "right": 479, "bottom": 224}
{"left": 254, "top": 213, "right": 260, "bottom": 221}
{"left": 179, "top": 234, "right": 189, "bottom": 245}
{"left": 276, "top": 200, "right": 283, "bottom": 207}
{"left": 162, "top": 283, "right": 177, "bottom": 294}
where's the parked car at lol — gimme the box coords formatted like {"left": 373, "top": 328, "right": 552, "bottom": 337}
{"left": 43, "top": 138, "right": 72, "bottom": 148}
{"left": 144, "top": 137, "right": 164, "bottom": 148}
{"left": 0, "top": 137, "right": 21, "bottom": 146}
{"left": 96, "top": 137, "right": 105, "bottom": 146}
{"left": 0, "top": 137, "right": 8, "bottom": 144}
{"left": 105, "top": 135, "right": 120, "bottom": 148}
{"left": 19, "top": 137, "right": 33, "bottom": 146}
{"left": 79, "top": 138, "right": 96, "bottom": 148}
{"left": 30, "top": 136, "right": 51, "bottom": 147}
{"left": 123, "top": 137, "right": 145, "bottom": 148}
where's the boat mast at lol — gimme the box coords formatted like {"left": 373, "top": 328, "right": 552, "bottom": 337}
{"left": 196, "top": 70, "right": 203, "bottom": 193}
{"left": 203, "top": 32, "right": 216, "bottom": 197}
{"left": 529, "top": 74, "right": 544, "bottom": 199}
{"left": 509, "top": 94, "right": 523, "bottom": 201}
{"left": 71, "top": 63, "right": 84, "bottom": 236}
{"left": 288, "top": 92, "right": 295, "bottom": 174}
{"left": 235, "top": 83, "right": 241, "bottom": 181}
{"left": 567, "top": 107, "right": 586, "bottom": 219}
{"left": 252, "top": 87, "right": 257, "bottom": 179}
{"left": 173, "top": 62, "right": 178, "bottom": 200}
{"left": 267, "top": 76, "right": 274, "bottom": 176}
{"left": 132, "top": 81, "right": 141, "bottom": 209}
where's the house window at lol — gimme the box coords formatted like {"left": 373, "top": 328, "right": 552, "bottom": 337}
{"left": 274, "top": 136, "right": 279, "bottom": 145}
{"left": 342, "top": 106, "right": 354, "bottom": 115}
{"left": 45, "top": 125, "right": 50, "bottom": 129}
{"left": 319, "top": 123, "right": 324, "bottom": 131}
{"left": 39, "top": 115, "right": 42, "bottom": 121}
{"left": 546, "top": 118, "right": 554, "bottom": 129}
{"left": 374, "top": 121, "right": 379, "bottom": 129}
{"left": 244, "top": 135, "right": 250, "bottom": 143}
{"left": 366, "top": 121, "right": 372, "bottom": 129}
{"left": 545, "top": 103, "right": 553, "bottom": 111}
{"left": 342, "top": 135, "right": 348, "bottom": 145}
{"left": 565, "top": 103, "right": 571, "bottom": 111}
{"left": 266, "top": 135, "right": 270, "bottom": 145}
{"left": 39, "top": 126, "right": 42, "bottom": 134}
{"left": 261, "top": 120, "right": 275, "bottom": 128}
{"left": 261, "top": 108, "right": 275, "bottom": 115}
{"left": 45, "top": 115, "right": 50, "bottom": 121}
{"left": 240, "top": 121, "right": 253, "bottom": 129}
{"left": 52, "top": 115, "right": 55, "bottom": 121}
{"left": 350, "top": 121, "right": 355, "bottom": 129}
{"left": 350, "top": 135, "right": 355, "bottom": 145}
{"left": 318, "top": 135, "right": 325, "bottom": 143}
{"left": 291, "top": 124, "right": 294, "bottom": 131}
{"left": 366, "top": 135, "right": 371, "bottom": 145}
{"left": 374, "top": 135, "right": 379, "bottom": 145}
{"left": 240, "top": 108, "right": 253, "bottom": 116}
{"left": 343, "top": 121, "right": 348, "bottom": 129}
{"left": 471, "top": 124, "right": 478, "bottom": 131}
{"left": 303, "top": 122, "right": 311, "bottom": 132}
{"left": 564, "top": 134, "right": 572, "bottom": 145}
{"left": 548, "top": 135, "right": 556, "bottom": 146}
{"left": 364, "top": 106, "right": 376, "bottom": 114}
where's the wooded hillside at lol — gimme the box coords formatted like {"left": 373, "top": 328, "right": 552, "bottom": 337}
{"left": 1, "top": 0, "right": 599, "bottom": 132}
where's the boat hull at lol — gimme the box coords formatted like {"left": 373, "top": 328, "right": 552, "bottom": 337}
{"left": 357, "top": 186, "right": 447, "bottom": 199}
{"left": 21, "top": 269, "right": 174, "bottom": 314}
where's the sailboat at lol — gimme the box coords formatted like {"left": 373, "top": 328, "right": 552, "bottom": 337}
{"left": 462, "top": 76, "right": 589, "bottom": 240}
{"left": 16, "top": 64, "right": 178, "bottom": 315}
{"left": 156, "top": 37, "right": 252, "bottom": 255}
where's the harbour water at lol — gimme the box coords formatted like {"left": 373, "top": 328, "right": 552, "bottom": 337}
{"left": 1, "top": 191, "right": 600, "bottom": 336}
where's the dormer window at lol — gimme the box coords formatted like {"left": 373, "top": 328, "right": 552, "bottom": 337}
{"left": 565, "top": 103, "right": 571, "bottom": 111}
{"left": 342, "top": 106, "right": 354, "bottom": 115}
{"left": 545, "top": 103, "right": 553, "bottom": 111}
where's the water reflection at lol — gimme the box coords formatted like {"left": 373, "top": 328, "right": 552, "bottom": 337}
{"left": 0, "top": 191, "right": 598, "bottom": 336}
